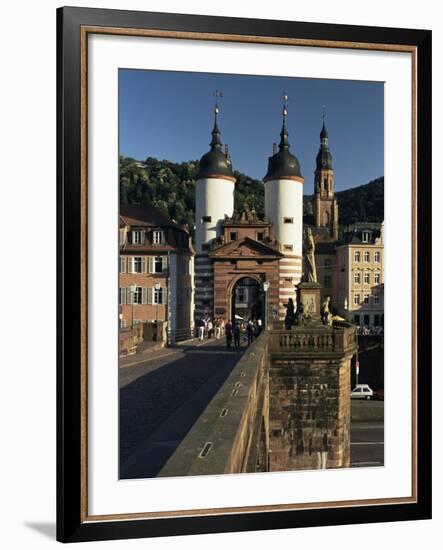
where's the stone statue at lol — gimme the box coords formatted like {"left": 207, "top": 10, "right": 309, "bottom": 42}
{"left": 294, "top": 301, "right": 304, "bottom": 326}
{"left": 303, "top": 228, "right": 317, "bottom": 283}
{"left": 320, "top": 295, "right": 333, "bottom": 326}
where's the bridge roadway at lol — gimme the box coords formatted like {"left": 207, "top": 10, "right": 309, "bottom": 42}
{"left": 119, "top": 337, "right": 247, "bottom": 479}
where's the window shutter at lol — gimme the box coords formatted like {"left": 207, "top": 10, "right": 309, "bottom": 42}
{"left": 142, "top": 257, "right": 147, "bottom": 273}
{"left": 142, "top": 288, "right": 147, "bottom": 305}
{"left": 122, "top": 288, "right": 126, "bottom": 305}
{"left": 162, "top": 287, "right": 168, "bottom": 305}
{"left": 147, "top": 288, "right": 153, "bottom": 305}
{"left": 126, "top": 287, "right": 132, "bottom": 305}
{"left": 148, "top": 257, "right": 154, "bottom": 274}
{"left": 120, "top": 257, "right": 126, "bottom": 273}
{"left": 127, "top": 257, "right": 132, "bottom": 274}
{"left": 162, "top": 256, "right": 168, "bottom": 272}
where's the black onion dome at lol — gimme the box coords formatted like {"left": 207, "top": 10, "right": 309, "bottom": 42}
{"left": 316, "top": 148, "right": 333, "bottom": 170}
{"left": 264, "top": 120, "right": 302, "bottom": 181}
{"left": 316, "top": 122, "right": 333, "bottom": 170}
{"left": 196, "top": 111, "right": 234, "bottom": 180}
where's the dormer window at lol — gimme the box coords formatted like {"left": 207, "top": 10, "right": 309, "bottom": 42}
{"left": 202, "top": 216, "right": 212, "bottom": 223}
{"left": 132, "top": 230, "right": 144, "bottom": 245}
{"left": 152, "top": 230, "right": 164, "bottom": 245}
{"left": 230, "top": 232, "right": 237, "bottom": 241}
{"left": 284, "top": 217, "right": 293, "bottom": 224}
{"left": 362, "top": 231, "right": 370, "bottom": 243}
{"left": 257, "top": 232, "right": 264, "bottom": 241}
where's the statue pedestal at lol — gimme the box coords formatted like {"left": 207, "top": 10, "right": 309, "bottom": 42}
{"left": 297, "top": 282, "right": 322, "bottom": 317}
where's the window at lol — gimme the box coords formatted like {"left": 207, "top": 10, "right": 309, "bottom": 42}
{"left": 374, "top": 314, "right": 380, "bottom": 326}
{"left": 373, "top": 294, "right": 380, "bottom": 305}
{"left": 374, "top": 272, "right": 381, "bottom": 284}
{"left": 364, "top": 272, "right": 370, "bottom": 285}
{"left": 202, "top": 216, "right": 211, "bottom": 223}
{"left": 362, "top": 232, "right": 370, "bottom": 243}
{"left": 354, "top": 251, "right": 361, "bottom": 263}
{"left": 364, "top": 314, "right": 370, "bottom": 325}
{"left": 119, "top": 257, "right": 126, "bottom": 273}
{"left": 354, "top": 294, "right": 360, "bottom": 305}
{"left": 230, "top": 232, "right": 237, "bottom": 241}
{"left": 230, "top": 260, "right": 237, "bottom": 266}
{"left": 154, "top": 256, "right": 164, "bottom": 273}
{"left": 374, "top": 251, "right": 381, "bottom": 263}
{"left": 283, "top": 244, "right": 293, "bottom": 252}
{"left": 284, "top": 217, "right": 293, "bottom": 224}
{"left": 153, "top": 287, "right": 165, "bottom": 305}
{"left": 257, "top": 232, "right": 264, "bottom": 241}
{"left": 133, "top": 287, "right": 142, "bottom": 304}
{"left": 257, "top": 260, "right": 263, "bottom": 265}
{"left": 354, "top": 272, "right": 361, "bottom": 284}
{"left": 324, "top": 275, "right": 332, "bottom": 288}
{"left": 354, "top": 314, "right": 360, "bottom": 325}
{"left": 364, "top": 293, "right": 370, "bottom": 305}
{"left": 132, "top": 230, "right": 144, "bottom": 245}
{"left": 364, "top": 251, "right": 370, "bottom": 263}
{"left": 133, "top": 257, "right": 143, "bottom": 273}
{"left": 202, "top": 243, "right": 210, "bottom": 251}
{"left": 153, "top": 230, "right": 164, "bottom": 245}
{"left": 324, "top": 259, "right": 332, "bottom": 269}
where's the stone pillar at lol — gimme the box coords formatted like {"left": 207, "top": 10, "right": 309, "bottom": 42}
{"left": 297, "top": 281, "right": 322, "bottom": 317}
{"left": 268, "top": 324, "right": 357, "bottom": 471}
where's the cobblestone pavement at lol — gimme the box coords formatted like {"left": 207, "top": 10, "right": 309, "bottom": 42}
{"left": 119, "top": 337, "right": 247, "bottom": 478}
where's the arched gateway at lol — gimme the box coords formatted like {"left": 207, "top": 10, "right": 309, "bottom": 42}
{"left": 231, "top": 277, "right": 265, "bottom": 322}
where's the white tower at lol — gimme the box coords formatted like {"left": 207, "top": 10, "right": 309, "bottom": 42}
{"left": 264, "top": 95, "right": 304, "bottom": 318}
{"left": 194, "top": 97, "right": 236, "bottom": 319}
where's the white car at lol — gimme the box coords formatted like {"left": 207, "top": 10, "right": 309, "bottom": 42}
{"left": 351, "top": 384, "right": 374, "bottom": 400}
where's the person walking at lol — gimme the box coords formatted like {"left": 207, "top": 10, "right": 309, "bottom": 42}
{"left": 215, "top": 318, "right": 221, "bottom": 339}
{"left": 246, "top": 321, "right": 254, "bottom": 346}
{"left": 233, "top": 322, "right": 241, "bottom": 349}
{"left": 198, "top": 318, "right": 205, "bottom": 341}
{"left": 225, "top": 320, "right": 233, "bottom": 348}
{"left": 207, "top": 318, "right": 213, "bottom": 338}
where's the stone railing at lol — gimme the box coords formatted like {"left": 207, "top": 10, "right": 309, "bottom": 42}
{"left": 269, "top": 321, "right": 357, "bottom": 357}
{"left": 158, "top": 332, "right": 270, "bottom": 477}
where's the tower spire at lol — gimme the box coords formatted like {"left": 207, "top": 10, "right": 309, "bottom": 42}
{"left": 210, "top": 90, "right": 223, "bottom": 150}
{"left": 279, "top": 92, "right": 290, "bottom": 150}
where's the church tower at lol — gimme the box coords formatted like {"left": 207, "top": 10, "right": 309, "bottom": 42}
{"left": 194, "top": 94, "right": 236, "bottom": 319}
{"left": 314, "top": 115, "right": 339, "bottom": 240}
{"left": 264, "top": 95, "right": 304, "bottom": 318}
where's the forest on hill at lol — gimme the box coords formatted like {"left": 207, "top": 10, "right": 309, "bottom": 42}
{"left": 120, "top": 155, "right": 384, "bottom": 238}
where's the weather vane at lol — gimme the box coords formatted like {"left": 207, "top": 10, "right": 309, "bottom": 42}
{"left": 322, "top": 104, "right": 326, "bottom": 122}
{"left": 214, "top": 90, "right": 223, "bottom": 113}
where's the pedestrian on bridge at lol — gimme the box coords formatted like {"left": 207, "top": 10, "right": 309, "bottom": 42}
{"left": 225, "top": 320, "right": 233, "bottom": 348}
{"left": 233, "top": 322, "right": 241, "bottom": 349}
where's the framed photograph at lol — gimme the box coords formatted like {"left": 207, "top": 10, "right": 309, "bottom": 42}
{"left": 57, "top": 6, "right": 432, "bottom": 543}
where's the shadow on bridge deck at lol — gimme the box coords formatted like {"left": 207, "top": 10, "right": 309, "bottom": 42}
{"left": 119, "top": 339, "right": 247, "bottom": 479}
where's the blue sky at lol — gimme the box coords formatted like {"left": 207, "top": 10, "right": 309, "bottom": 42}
{"left": 119, "top": 69, "right": 384, "bottom": 193}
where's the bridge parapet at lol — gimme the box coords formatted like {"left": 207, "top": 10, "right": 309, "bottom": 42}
{"left": 270, "top": 321, "right": 357, "bottom": 358}
{"left": 158, "top": 332, "right": 270, "bottom": 477}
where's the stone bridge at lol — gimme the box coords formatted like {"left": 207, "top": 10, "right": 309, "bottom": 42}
{"left": 158, "top": 321, "right": 357, "bottom": 476}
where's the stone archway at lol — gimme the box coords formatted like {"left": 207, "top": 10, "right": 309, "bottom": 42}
{"left": 230, "top": 276, "right": 265, "bottom": 323}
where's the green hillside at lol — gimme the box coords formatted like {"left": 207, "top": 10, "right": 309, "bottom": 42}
{"left": 120, "top": 156, "right": 384, "bottom": 237}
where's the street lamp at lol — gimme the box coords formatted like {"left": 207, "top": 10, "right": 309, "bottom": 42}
{"left": 262, "top": 281, "right": 270, "bottom": 329}
{"left": 129, "top": 283, "right": 136, "bottom": 330}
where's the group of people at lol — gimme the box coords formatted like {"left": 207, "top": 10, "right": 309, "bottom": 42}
{"left": 224, "top": 318, "right": 263, "bottom": 349}
{"left": 195, "top": 316, "right": 263, "bottom": 349}
{"left": 196, "top": 316, "right": 225, "bottom": 341}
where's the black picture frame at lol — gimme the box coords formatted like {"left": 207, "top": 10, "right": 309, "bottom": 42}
{"left": 57, "top": 6, "right": 432, "bottom": 543}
